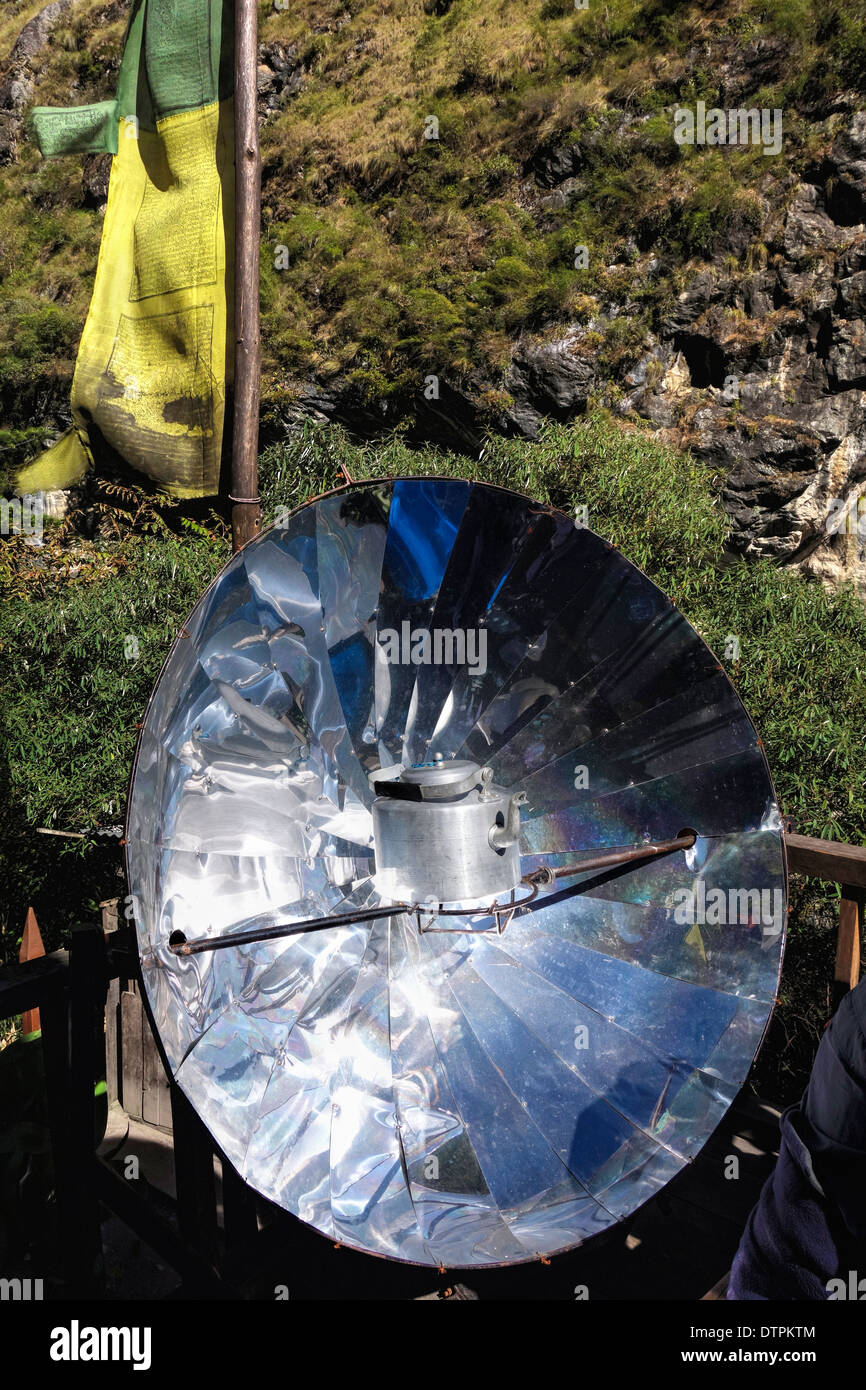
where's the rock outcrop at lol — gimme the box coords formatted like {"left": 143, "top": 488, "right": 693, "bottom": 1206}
{"left": 626, "top": 116, "right": 866, "bottom": 589}
{"left": 307, "top": 107, "right": 866, "bottom": 590}
{"left": 0, "top": 1, "right": 73, "bottom": 164}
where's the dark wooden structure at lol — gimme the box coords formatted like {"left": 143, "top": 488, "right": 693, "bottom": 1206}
{"left": 103, "top": 903, "right": 172, "bottom": 1130}
{"left": 0, "top": 829, "right": 862, "bottom": 1298}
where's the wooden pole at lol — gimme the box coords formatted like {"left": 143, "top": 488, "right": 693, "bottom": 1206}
{"left": 230, "top": 0, "right": 262, "bottom": 553}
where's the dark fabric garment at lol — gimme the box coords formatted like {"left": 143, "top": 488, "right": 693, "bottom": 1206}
{"left": 728, "top": 980, "right": 866, "bottom": 1300}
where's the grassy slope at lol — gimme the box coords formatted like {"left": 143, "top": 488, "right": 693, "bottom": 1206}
{"left": 254, "top": 0, "right": 866, "bottom": 407}
{"left": 3, "top": 0, "right": 866, "bottom": 459}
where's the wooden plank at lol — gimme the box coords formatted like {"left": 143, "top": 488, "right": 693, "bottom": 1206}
{"left": 100, "top": 898, "right": 120, "bottom": 935}
{"left": 69, "top": 925, "right": 107, "bottom": 1293}
{"left": 39, "top": 986, "right": 81, "bottom": 1287}
{"left": 120, "top": 989, "right": 143, "bottom": 1120}
{"left": 836, "top": 887, "right": 862, "bottom": 990}
{"left": 107, "top": 921, "right": 140, "bottom": 984}
{"left": 832, "top": 886, "right": 863, "bottom": 1011}
{"left": 141, "top": 1009, "right": 162, "bottom": 1126}
{"left": 99, "top": 887, "right": 119, "bottom": 1134}
{"left": 105, "top": 976, "right": 120, "bottom": 1105}
{"left": 0, "top": 953, "right": 67, "bottom": 1017}
{"left": 786, "top": 833, "right": 866, "bottom": 889}
{"left": 135, "top": 974, "right": 174, "bottom": 1128}
{"left": 156, "top": 1057, "right": 174, "bottom": 1130}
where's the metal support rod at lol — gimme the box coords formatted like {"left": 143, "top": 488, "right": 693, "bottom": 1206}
{"left": 549, "top": 831, "right": 697, "bottom": 879}
{"left": 170, "top": 902, "right": 405, "bottom": 955}
{"left": 169, "top": 835, "right": 696, "bottom": 956}
{"left": 230, "top": 0, "right": 262, "bottom": 553}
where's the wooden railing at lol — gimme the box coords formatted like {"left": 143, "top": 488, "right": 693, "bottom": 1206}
{"left": 785, "top": 833, "right": 866, "bottom": 1005}
{"left": 101, "top": 900, "right": 173, "bottom": 1128}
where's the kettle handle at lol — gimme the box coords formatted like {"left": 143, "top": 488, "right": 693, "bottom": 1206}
{"left": 489, "top": 791, "right": 527, "bottom": 852}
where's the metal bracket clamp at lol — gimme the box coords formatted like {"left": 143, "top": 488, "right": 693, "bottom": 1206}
{"left": 412, "top": 877, "right": 540, "bottom": 934}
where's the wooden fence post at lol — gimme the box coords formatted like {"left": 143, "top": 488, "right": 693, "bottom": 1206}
{"left": 170, "top": 1082, "right": 220, "bottom": 1268}
{"left": 834, "top": 887, "right": 863, "bottom": 1009}
{"left": 70, "top": 924, "right": 110, "bottom": 1292}
{"left": 19, "top": 906, "right": 45, "bottom": 1037}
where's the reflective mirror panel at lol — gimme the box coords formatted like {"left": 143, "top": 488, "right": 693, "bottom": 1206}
{"left": 127, "top": 479, "right": 786, "bottom": 1268}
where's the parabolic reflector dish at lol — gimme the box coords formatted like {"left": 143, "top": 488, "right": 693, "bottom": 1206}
{"left": 126, "top": 478, "right": 786, "bottom": 1267}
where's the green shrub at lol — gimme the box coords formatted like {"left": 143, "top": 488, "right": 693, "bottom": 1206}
{"left": 0, "top": 510, "right": 225, "bottom": 955}
{"left": 0, "top": 304, "right": 81, "bottom": 384}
